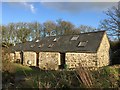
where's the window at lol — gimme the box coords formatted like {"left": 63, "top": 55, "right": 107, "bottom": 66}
{"left": 78, "top": 41, "right": 88, "bottom": 47}
{"left": 48, "top": 44, "right": 54, "bottom": 48}
{"left": 53, "top": 38, "right": 57, "bottom": 42}
{"left": 13, "top": 43, "right": 15, "bottom": 46}
{"left": 71, "top": 35, "right": 79, "bottom": 40}
{"left": 38, "top": 44, "right": 44, "bottom": 48}
{"left": 35, "top": 39, "right": 40, "bottom": 42}
{"left": 30, "top": 44, "right": 35, "bottom": 48}
{"left": 53, "top": 37, "right": 60, "bottom": 42}
{"left": 27, "top": 60, "right": 32, "bottom": 65}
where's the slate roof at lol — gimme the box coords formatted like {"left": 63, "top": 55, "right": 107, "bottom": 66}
{"left": 9, "top": 31, "right": 106, "bottom": 53}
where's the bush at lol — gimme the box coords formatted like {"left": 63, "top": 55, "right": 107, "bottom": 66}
{"left": 92, "top": 66, "right": 119, "bottom": 88}
{"left": 2, "top": 49, "right": 16, "bottom": 89}
{"left": 110, "top": 41, "right": 120, "bottom": 64}
{"left": 21, "top": 70, "right": 81, "bottom": 88}
{"left": 2, "top": 63, "right": 118, "bottom": 89}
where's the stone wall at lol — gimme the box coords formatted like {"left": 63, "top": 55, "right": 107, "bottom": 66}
{"left": 10, "top": 52, "right": 21, "bottom": 63}
{"left": 66, "top": 53, "right": 97, "bottom": 69}
{"left": 23, "top": 51, "right": 36, "bottom": 66}
{"left": 39, "top": 52, "right": 60, "bottom": 70}
{"left": 10, "top": 53, "right": 15, "bottom": 62}
{"left": 14, "top": 51, "right": 21, "bottom": 63}
{"left": 97, "top": 33, "right": 110, "bottom": 67}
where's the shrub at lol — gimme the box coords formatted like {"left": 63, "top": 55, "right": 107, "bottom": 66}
{"left": 92, "top": 66, "right": 119, "bottom": 88}
{"left": 110, "top": 41, "right": 120, "bottom": 64}
{"left": 2, "top": 49, "right": 16, "bottom": 89}
{"left": 14, "top": 70, "right": 81, "bottom": 88}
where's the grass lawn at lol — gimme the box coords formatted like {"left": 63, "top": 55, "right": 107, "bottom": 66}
{"left": 4, "top": 63, "right": 119, "bottom": 88}
{"left": 13, "top": 63, "right": 34, "bottom": 76}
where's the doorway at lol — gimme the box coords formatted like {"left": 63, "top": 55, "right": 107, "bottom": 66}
{"left": 36, "top": 53, "right": 39, "bottom": 66}
{"left": 20, "top": 51, "right": 24, "bottom": 65}
{"left": 59, "top": 53, "right": 66, "bottom": 69}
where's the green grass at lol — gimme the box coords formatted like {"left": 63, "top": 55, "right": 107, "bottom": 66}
{"left": 10, "top": 63, "right": 120, "bottom": 88}
{"left": 12, "top": 63, "right": 80, "bottom": 88}
{"left": 13, "top": 63, "right": 34, "bottom": 76}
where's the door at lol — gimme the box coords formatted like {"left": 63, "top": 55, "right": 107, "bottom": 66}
{"left": 59, "top": 53, "right": 65, "bottom": 69}
{"left": 20, "top": 51, "right": 24, "bottom": 65}
{"left": 36, "top": 53, "right": 39, "bottom": 66}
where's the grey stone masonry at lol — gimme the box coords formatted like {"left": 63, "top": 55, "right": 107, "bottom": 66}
{"left": 23, "top": 52, "right": 36, "bottom": 66}
{"left": 66, "top": 53, "right": 97, "bottom": 69}
{"left": 97, "top": 33, "right": 110, "bottom": 67}
{"left": 39, "top": 52, "right": 60, "bottom": 70}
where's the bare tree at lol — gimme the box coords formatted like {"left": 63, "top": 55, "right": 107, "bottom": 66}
{"left": 99, "top": 2, "right": 120, "bottom": 41}
{"left": 56, "top": 19, "right": 80, "bottom": 35}
{"left": 2, "top": 23, "right": 16, "bottom": 46}
{"left": 16, "top": 22, "right": 31, "bottom": 43}
{"left": 78, "top": 25, "right": 96, "bottom": 33}
{"left": 29, "top": 22, "right": 42, "bottom": 40}
{"left": 43, "top": 21, "right": 56, "bottom": 36}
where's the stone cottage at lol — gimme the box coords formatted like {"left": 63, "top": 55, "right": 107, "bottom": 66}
{"left": 10, "top": 42, "right": 37, "bottom": 66}
{"left": 9, "top": 31, "right": 110, "bottom": 70}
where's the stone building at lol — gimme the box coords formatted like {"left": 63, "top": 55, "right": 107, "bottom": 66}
{"left": 9, "top": 31, "right": 110, "bottom": 70}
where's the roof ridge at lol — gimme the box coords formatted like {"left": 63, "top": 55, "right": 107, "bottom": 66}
{"left": 80, "top": 30, "right": 106, "bottom": 34}
{"left": 41, "top": 30, "right": 106, "bottom": 38}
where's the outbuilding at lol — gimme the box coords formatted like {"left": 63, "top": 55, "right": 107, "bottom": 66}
{"left": 9, "top": 31, "right": 110, "bottom": 70}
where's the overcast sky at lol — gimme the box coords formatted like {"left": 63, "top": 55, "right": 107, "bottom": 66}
{"left": 2, "top": 2, "right": 118, "bottom": 28}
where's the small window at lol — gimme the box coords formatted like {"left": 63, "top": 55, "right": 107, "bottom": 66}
{"left": 53, "top": 38, "right": 57, "bottom": 42}
{"left": 35, "top": 39, "right": 40, "bottom": 42}
{"left": 48, "top": 44, "right": 54, "bottom": 48}
{"left": 38, "top": 44, "right": 44, "bottom": 48}
{"left": 71, "top": 35, "right": 79, "bottom": 40}
{"left": 30, "top": 44, "right": 35, "bottom": 48}
{"left": 13, "top": 43, "right": 15, "bottom": 46}
{"left": 78, "top": 41, "right": 88, "bottom": 47}
{"left": 27, "top": 60, "right": 32, "bottom": 65}
{"left": 53, "top": 37, "right": 60, "bottom": 42}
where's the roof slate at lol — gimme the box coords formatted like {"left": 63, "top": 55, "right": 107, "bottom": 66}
{"left": 9, "top": 31, "right": 106, "bottom": 53}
